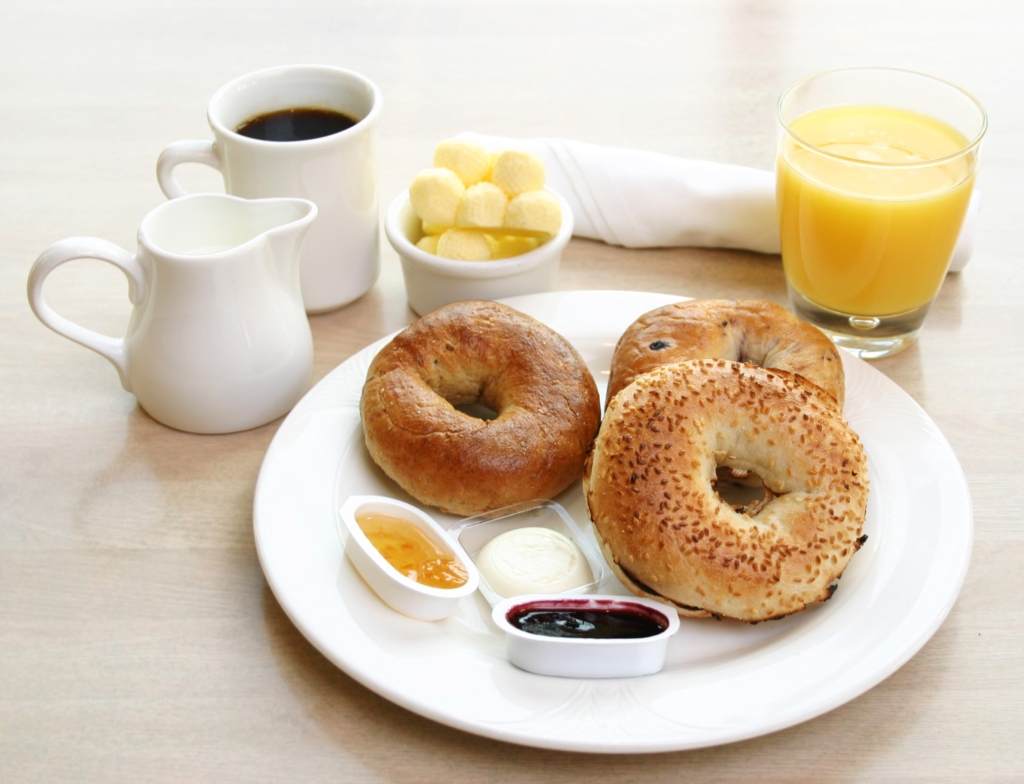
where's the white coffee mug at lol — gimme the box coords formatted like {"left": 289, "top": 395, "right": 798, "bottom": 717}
{"left": 157, "top": 64, "right": 382, "bottom": 313}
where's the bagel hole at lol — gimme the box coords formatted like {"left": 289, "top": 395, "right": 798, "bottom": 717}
{"left": 454, "top": 402, "right": 499, "bottom": 421}
{"left": 713, "top": 465, "right": 773, "bottom": 515}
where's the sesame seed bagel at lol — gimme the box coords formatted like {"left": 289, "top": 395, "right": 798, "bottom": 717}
{"left": 606, "top": 299, "right": 845, "bottom": 409}
{"left": 361, "top": 301, "right": 601, "bottom": 516}
{"left": 584, "top": 359, "right": 869, "bottom": 622}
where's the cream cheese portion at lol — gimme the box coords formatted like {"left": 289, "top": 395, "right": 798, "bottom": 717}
{"left": 476, "top": 527, "right": 593, "bottom": 599}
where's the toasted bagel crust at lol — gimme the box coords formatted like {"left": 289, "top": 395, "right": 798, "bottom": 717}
{"left": 607, "top": 299, "right": 845, "bottom": 408}
{"left": 361, "top": 301, "right": 601, "bottom": 516}
{"left": 584, "top": 360, "right": 868, "bottom": 622}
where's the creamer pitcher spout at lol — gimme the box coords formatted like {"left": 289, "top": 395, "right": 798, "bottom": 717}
{"left": 256, "top": 198, "right": 318, "bottom": 292}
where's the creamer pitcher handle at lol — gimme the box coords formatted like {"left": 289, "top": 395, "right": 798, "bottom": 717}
{"left": 157, "top": 140, "right": 222, "bottom": 199}
{"left": 27, "top": 237, "right": 147, "bottom": 389}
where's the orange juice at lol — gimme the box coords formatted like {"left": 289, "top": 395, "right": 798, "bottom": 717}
{"left": 777, "top": 105, "right": 974, "bottom": 316}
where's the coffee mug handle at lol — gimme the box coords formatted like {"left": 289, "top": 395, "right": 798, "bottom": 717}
{"left": 27, "top": 237, "right": 148, "bottom": 389}
{"left": 156, "top": 140, "right": 223, "bottom": 199}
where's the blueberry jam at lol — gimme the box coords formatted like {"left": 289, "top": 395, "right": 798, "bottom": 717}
{"left": 507, "top": 600, "right": 669, "bottom": 639}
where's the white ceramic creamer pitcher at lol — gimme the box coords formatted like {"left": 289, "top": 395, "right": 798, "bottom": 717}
{"left": 27, "top": 194, "right": 317, "bottom": 434}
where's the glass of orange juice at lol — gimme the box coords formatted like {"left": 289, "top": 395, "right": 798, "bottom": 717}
{"left": 777, "top": 68, "right": 986, "bottom": 359}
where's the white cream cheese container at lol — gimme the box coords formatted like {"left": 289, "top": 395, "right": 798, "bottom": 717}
{"left": 475, "top": 526, "right": 594, "bottom": 598}
{"left": 447, "top": 500, "right": 605, "bottom": 607}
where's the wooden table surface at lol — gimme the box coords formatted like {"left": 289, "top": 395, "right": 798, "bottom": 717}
{"left": 2, "top": 1, "right": 1022, "bottom": 781}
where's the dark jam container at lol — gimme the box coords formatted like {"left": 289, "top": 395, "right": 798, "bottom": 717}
{"left": 492, "top": 595, "right": 680, "bottom": 679}
{"left": 508, "top": 599, "right": 668, "bottom": 639}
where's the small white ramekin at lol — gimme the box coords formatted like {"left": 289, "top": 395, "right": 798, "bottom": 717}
{"left": 384, "top": 188, "right": 574, "bottom": 316}
{"left": 338, "top": 495, "right": 480, "bottom": 621}
{"left": 492, "top": 594, "right": 681, "bottom": 679}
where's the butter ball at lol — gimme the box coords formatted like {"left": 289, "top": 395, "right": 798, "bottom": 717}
{"left": 456, "top": 182, "right": 508, "bottom": 229}
{"left": 488, "top": 234, "right": 541, "bottom": 259}
{"left": 421, "top": 221, "right": 448, "bottom": 236}
{"left": 504, "top": 190, "right": 562, "bottom": 235}
{"left": 409, "top": 168, "right": 465, "bottom": 227}
{"left": 491, "top": 150, "right": 546, "bottom": 196}
{"left": 436, "top": 229, "right": 492, "bottom": 261}
{"left": 416, "top": 234, "right": 439, "bottom": 254}
{"left": 434, "top": 139, "right": 492, "bottom": 186}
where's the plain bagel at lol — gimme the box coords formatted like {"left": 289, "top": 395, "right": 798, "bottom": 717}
{"left": 361, "top": 301, "right": 602, "bottom": 516}
{"left": 606, "top": 299, "right": 845, "bottom": 408}
{"left": 584, "top": 359, "right": 869, "bottom": 622}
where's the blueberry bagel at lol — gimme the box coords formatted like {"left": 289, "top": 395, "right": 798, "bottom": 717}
{"left": 606, "top": 299, "right": 844, "bottom": 409}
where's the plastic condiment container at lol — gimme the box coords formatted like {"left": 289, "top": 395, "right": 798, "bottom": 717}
{"left": 492, "top": 594, "right": 681, "bottom": 678}
{"left": 338, "top": 495, "right": 479, "bottom": 621}
{"left": 446, "top": 500, "right": 605, "bottom": 607}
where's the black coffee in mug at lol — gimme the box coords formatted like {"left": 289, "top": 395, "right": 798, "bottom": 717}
{"left": 236, "top": 108, "right": 359, "bottom": 142}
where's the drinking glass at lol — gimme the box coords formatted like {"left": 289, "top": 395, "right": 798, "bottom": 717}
{"left": 776, "top": 68, "right": 986, "bottom": 358}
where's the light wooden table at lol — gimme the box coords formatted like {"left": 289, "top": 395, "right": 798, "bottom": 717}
{"left": 2, "top": 1, "right": 1022, "bottom": 781}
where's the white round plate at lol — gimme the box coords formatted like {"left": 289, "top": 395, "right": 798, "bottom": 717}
{"left": 253, "top": 290, "right": 973, "bottom": 753}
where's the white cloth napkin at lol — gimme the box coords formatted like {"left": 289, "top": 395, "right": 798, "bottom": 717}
{"left": 459, "top": 133, "right": 978, "bottom": 273}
